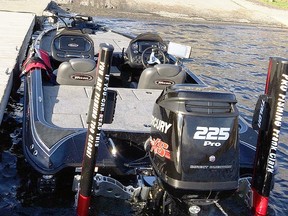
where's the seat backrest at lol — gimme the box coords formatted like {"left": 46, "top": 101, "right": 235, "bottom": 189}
{"left": 137, "top": 64, "right": 186, "bottom": 89}
{"left": 56, "top": 58, "right": 96, "bottom": 86}
{"left": 51, "top": 29, "right": 94, "bottom": 63}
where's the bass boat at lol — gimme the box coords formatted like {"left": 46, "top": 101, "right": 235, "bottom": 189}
{"left": 21, "top": 7, "right": 288, "bottom": 216}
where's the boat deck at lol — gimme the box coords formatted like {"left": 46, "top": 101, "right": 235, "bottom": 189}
{"left": 90, "top": 31, "right": 131, "bottom": 54}
{"left": 41, "top": 30, "right": 162, "bottom": 133}
{"left": 43, "top": 84, "right": 161, "bottom": 133}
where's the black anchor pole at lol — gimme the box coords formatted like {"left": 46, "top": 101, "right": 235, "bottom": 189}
{"left": 77, "top": 43, "right": 114, "bottom": 216}
{"left": 251, "top": 57, "right": 288, "bottom": 215}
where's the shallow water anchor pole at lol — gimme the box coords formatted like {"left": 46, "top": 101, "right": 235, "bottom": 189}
{"left": 251, "top": 57, "right": 288, "bottom": 216}
{"left": 77, "top": 43, "right": 114, "bottom": 216}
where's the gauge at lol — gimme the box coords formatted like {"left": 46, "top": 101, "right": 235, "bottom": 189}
{"left": 159, "top": 44, "right": 167, "bottom": 51}
{"left": 131, "top": 42, "right": 139, "bottom": 54}
{"left": 131, "top": 42, "right": 138, "bottom": 50}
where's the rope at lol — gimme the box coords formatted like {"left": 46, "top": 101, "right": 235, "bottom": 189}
{"left": 214, "top": 201, "right": 228, "bottom": 216}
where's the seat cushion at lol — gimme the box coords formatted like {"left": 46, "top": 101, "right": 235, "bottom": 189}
{"left": 56, "top": 58, "right": 96, "bottom": 86}
{"left": 137, "top": 64, "right": 186, "bottom": 89}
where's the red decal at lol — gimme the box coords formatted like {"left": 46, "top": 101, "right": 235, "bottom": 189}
{"left": 150, "top": 138, "right": 171, "bottom": 160}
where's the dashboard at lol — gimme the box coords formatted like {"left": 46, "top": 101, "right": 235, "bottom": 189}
{"left": 125, "top": 33, "right": 167, "bottom": 68}
{"left": 131, "top": 41, "right": 166, "bottom": 53}
{"left": 51, "top": 29, "right": 94, "bottom": 62}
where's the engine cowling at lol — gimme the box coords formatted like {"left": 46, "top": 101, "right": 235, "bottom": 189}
{"left": 148, "top": 84, "right": 239, "bottom": 202}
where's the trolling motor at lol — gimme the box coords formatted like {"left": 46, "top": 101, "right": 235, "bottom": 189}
{"left": 147, "top": 84, "right": 240, "bottom": 212}
{"left": 42, "top": 10, "right": 96, "bottom": 29}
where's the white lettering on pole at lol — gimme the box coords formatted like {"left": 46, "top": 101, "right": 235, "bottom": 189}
{"left": 85, "top": 61, "right": 108, "bottom": 158}
{"left": 266, "top": 74, "right": 288, "bottom": 173}
{"left": 258, "top": 99, "right": 265, "bottom": 129}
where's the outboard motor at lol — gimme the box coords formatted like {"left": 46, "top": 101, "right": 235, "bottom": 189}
{"left": 148, "top": 84, "right": 239, "bottom": 205}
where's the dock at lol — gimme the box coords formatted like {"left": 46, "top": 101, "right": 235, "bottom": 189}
{"left": 0, "top": 0, "right": 50, "bottom": 125}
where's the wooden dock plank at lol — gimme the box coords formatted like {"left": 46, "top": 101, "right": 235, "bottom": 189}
{"left": 0, "top": 0, "right": 51, "bottom": 124}
{"left": 0, "top": 11, "right": 35, "bottom": 124}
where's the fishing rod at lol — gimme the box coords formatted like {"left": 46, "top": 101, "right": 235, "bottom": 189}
{"left": 77, "top": 43, "right": 114, "bottom": 216}
{"left": 251, "top": 57, "right": 288, "bottom": 216}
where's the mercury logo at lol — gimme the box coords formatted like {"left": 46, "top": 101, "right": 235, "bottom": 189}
{"left": 151, "top": 115, "right": 172, "bottom": 133}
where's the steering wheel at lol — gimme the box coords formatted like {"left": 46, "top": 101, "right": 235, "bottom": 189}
{"left": 141, "top": 47, "right": 166, "bottom": 68}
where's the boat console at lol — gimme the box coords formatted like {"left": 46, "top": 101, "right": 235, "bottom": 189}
{"left": 51, "top": 29, "right": 94, "bottom": 62}
{"left": 125, "top": 32, "right": 168, "bottom": 68}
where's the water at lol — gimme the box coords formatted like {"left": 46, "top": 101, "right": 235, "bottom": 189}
{"left": 0, "top": 16, "right": 288, "bottom": 215}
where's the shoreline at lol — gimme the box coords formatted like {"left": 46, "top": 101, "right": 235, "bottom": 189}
{"left": 55, "top": 0, "right": 288, "bottom": 28}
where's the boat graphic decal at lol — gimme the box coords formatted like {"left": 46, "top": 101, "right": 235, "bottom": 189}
{"left": 193, "top": 126, "right": 230, "bottom": 141}
{"left": 150, "top": 138, "right": 171, "bottom": 160}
